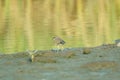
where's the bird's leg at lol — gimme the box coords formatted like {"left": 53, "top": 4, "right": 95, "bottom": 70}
{"left": 57, "top": 45, "right": 61, "bottom": 51}
{"left": 60, "top": 44, "right": 64, "bottom": 51}
{"left": 57, "top": 44, "right": 64, "bottom": 51}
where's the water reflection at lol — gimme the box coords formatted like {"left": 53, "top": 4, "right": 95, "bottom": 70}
{"left": 0, "top": 0, "right": 120, "bottom": 53}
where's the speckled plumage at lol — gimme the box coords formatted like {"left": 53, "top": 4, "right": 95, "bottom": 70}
{"left": 53, "top": 36, "right": 65, "bottom": 50}
{"left": 53, "top": 37, "right": 65, "bottom": 45}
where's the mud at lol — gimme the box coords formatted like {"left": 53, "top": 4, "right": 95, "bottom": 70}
{"left": 0, "top": 44, "right": 120, "bottom": 80}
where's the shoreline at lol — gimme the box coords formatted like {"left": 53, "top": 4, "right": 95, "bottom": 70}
{"left": 0, "top": 43, "right": 120, "bottom": 80}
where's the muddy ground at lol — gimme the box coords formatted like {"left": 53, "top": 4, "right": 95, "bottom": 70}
{"left": 0, "top": 44, "right": 120, "bottom": 80}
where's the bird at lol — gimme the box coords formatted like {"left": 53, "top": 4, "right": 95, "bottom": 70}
{"left": 53, "top": 36, "right": 65, "bottom": 51}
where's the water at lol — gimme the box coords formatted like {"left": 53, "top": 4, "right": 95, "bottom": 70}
{"left": 0, "top": 0, "right": 120, "bottom": 53}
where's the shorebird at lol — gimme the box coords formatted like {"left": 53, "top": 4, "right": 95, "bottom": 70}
{"left": 53, "top": 36, "right": 65, "bottom": 50}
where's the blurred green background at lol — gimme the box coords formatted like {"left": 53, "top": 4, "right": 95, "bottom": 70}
{"left": 0, "top": 0, "right": 120, "bottom": 53}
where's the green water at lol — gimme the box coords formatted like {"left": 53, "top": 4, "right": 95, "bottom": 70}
{"left": 0, "top": 0, "right": 120, "bottom": 53}
{"left": 0, "top": 29, "right": 118, "bottom": 53}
